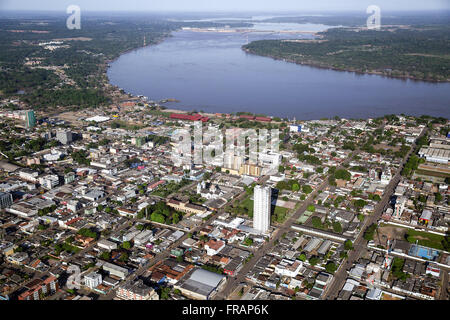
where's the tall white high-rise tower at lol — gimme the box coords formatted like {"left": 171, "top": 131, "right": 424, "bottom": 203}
{"left": 253, "top": 185, "right": 272, "bottom": 233}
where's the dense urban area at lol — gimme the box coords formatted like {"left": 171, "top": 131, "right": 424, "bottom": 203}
{"left": 0, "top": 95, "right": 449, "bottom": 301}
{"left": 0, "top": 11, "right": 449, "bottom": 302}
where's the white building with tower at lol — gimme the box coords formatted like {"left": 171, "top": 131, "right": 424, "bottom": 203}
{"left": 394, "top": 196, "right": 407, "bottom": 219}
{"left": 253, "top": 185, "right": 272, "bottom": 234}
{"left": 380, "top": 169, "right": 392, "bottom": 185}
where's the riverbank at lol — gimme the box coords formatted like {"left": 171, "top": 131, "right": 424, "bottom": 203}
{"left": 242, "top": 47, "right": 450, "bottom": 84}
{"left": 103, "top": 32, "right": 174, "bottom": 100}
{"left": 242, "top": 25, "right": 450, "bottom": 83}
{"left": 107, "top": 26, "right": 450, "bottom": 120}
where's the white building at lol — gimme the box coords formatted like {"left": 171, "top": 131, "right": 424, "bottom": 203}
{"left": 84, "top": 272, "right": 102, "bottom": 289}
{"left": 366, "top": 287, "right": 382, "bottom": 300}
{"left": 274, "top": 259, "right": 302, "bottom": 277}
{"left": 116, "top": 280, "right": 159, "bottom": 300}
{"left": 134, "top": 230, "right": 153, "bottom": 246}
{"left": 102, "top": 262, "right": 129, "bottom": 280}
{"left": 67, "top": 200, "right": 81, "bottom": 213}
{"left": 82, "top": 190, "right": 105, "bottom": 202}
{"left": 258, "top": 152, "right": 281, "bottom": 168}
{"left": 394, "top": 196, "right": 407, "bottom": 219}
{"left": 380, "top": 169, "right": 392, "bottom": 185}
{"left": 425, "top": 265, "right": 441, "bottom": 278}
{"left": 196, "top": 181, "right": 224, "bottom": 200}
{"left": 253, "top": 185, "right": 272, "bottom": 233}
{"left": 43, "top": 150, "right": 64, "bottom": 162}
{"left": 204, "top": 239, "right": 225, "bottom": 256}
{"left": 418, "top": 143, "right": 449, "bottom": 164}
{"left": 39, "top": 175, "right": 59, "bottom": 190}
{"left": 97, "top": 239, "right": 118, "bottom": 251}
{"left": 289, "top": 125, "right": 302, "bottom": 133}
{"left": 85, "top": 115, "right": 111, "bottom": 123}
{"left": 19, "top": 170, "right": 39, "bottom": 183}
{"left": 223, "top": 153, "right": 243, "bottom": 170}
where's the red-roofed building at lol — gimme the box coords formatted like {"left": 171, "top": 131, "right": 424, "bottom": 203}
{"left": 255, "top": 116, "right": 272, "bottom": 122}
{"left": 239, "top": 115, "right": 255, "bottom": 120}
{"left": 75, "top": 234, "right": 95, "bottom": 247}
{"left": 148, "top": 180, "right": 166, "bottom": 191}
{"left": 18, "top": 275, "right": 58, "bottom": 300}
{"left": 170, "top": 113, "right": 209, "bottom": 122}
{"left": 65, "top": 217, "right": 83, "bottom": 227}
{"left": 148, "top": 259, "right": 195, "bottom": 285}
{"left": 120, "top": 102, "right": 135, "bottom": 107}
{"left": 205, "top": 239, "right": 225, "bottom": 256}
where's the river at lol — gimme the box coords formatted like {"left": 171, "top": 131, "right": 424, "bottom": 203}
{"left": 107, "top": 23, "right": 450, "bottom": 120}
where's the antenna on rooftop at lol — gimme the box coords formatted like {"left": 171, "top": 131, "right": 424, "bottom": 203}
{"left": 384, "top": 236, "right": 390, "bottom": 269}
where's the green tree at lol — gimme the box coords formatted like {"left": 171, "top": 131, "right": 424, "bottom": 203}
{"left": 325, "top": 261, "right": 337, "bottom": 274}
{"left": 363, "top": 224, "right": 378, "bottom": 241}
{"left": 151, "top": 212, "right": 165, "bottom": 224}
{"left": 333, "top": 221, "right": 343, "bottom": 234}
{"left": 344, "top": 240, "right": 353, "bottom": 251}
{"left": 160, "top": 287, "right": 171, "bottom": 300}
{"left": 309, "top": 256, "right": 320, "bottom": 266}
{"left": 172, "top": 212, "right": 180, "bottom": 224}
{"left": 311, "top": 216, "right": 323, "bottom": 229}
{"left": 122, "top": 241, "right": 131, "bottom": 250}
{"left": 99, "top": 251, "right": 110, "bottom": 261}
{"left": 302, "top": 185, "right": 313, "bottom": 194}
{"left": 354, "top": 199, "right": 368, "bottom": 210}
{"left": 119, "top": 252, "right": 129, "bottom": 262}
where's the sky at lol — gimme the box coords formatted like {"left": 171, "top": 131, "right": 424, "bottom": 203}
{"left": 1, "top": 0, "right": 449, "bottom": 12}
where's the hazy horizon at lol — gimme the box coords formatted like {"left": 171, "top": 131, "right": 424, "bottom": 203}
{"left": 1, "top": 0, "right": 449, "bottom": 13}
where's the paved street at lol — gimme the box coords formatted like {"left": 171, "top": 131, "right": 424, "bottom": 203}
{"left": 322, "top": 126, "right": 427, "bottom": 300}
{"left": 215, "top": 136, "right": 360, "bottom": 300}
{"left": 40, "top": 123, "right": 437, "bottom": 302}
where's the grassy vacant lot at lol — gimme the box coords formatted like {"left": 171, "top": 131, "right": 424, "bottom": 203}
{"left": 378, "top": 224, "right": 447, "bottom": 251}
{"left": 151, "top": 180, "right": 191, "bottom": 198}
{"left": 232, "top": 195, "right": 289, "bottom": 223}
{"left": 405, "top": 229, "right": 445, "bottom": 250}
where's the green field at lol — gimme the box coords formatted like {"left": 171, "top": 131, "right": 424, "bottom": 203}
{"left": 405, "top": 229, "right": 446, "bottom": 250}
{"left": 233, "top": 196, "right": 289, "bottom": 223}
